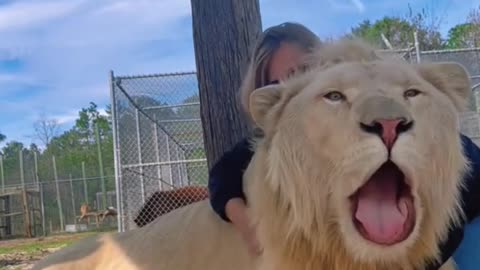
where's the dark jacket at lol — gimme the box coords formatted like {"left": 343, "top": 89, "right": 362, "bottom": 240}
{"left": 208, "top": 134, "right": 480, "bottom": 269}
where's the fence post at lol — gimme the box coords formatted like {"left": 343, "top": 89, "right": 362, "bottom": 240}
{"left": 19, "top": 150, "right": 25, "bottom": 187}
{"left": 165, "top": 134, "right": 173, "bottom": 189}
{"left": 69, "top": 174, "right": 77, "bottom": 225}
{"left": 135, "top": 108, "right": 145, "bottom": 203}
{"left": 110, "top": 70, "right": 124, "bottom": 233}
{"left": 40, "top": 183, "right": 46, "bottom": 236}
{"left": 82, "top": 161, "right": 88, "bottom": 204}
{"left": 0, "top": 155, "right": 4, "bottom": 192}
{"left": 414, "top": 31, "right": 421, "bottom": 64}
{"left": 95, "top": 123, "right": 107, "bottom": 209}
{"left": 34, "top": 151, "right": 39, "bottom": 186}
{"left": 152, "top": 114, "right": 163, "bottom": 190}
{"left": 52, "top": 156, "right": 64, "bottom": 231}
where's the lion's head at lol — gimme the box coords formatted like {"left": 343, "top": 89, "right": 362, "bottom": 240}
{"left": 244, "top": 40, "right": 471, "bottom": 269}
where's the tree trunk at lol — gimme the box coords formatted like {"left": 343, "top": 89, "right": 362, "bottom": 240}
{"left": 191, "top": 0, "right": 262, "bottom": 169}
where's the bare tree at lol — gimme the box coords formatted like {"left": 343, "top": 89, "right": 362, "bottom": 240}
{"left": 33, "top": 115, "right": 60, "bottom": 147}
{"left": 191, "top": 0, "right": 262, "bottom": 169}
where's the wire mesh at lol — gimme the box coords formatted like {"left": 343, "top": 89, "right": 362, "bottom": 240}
{"left": 111, "top": 72, "right": 208, "bottom": 231}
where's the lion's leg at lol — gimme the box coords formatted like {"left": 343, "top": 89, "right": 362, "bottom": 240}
{"left": 438, "top": 257, "right": 457, "bottom": 270}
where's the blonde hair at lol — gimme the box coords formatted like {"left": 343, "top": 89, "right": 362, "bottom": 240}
{"left": 240, "top": 22, "right": 321, "bottom": 123}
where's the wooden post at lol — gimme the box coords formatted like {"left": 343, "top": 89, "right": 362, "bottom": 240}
{"left": 69, "top": 174, "right": 77, "bottom": 225}
{"left": 4, "top": 196, "right": 11, "bottom": 235}
{"left": 191, "top": 0, "right": 262, "bottom": 168}
{"left": 22, "top": 189, "right": 32, "bottom": 238}
{"left": 95, "top": 123, "right": 107, "bottom": 209}
{"left": 40, "top": 184, "right": 46, "bottom": 236}
{"left": 82, "top": 162, "right": 88, "bottom": 204}
{"left": 34, "top": 151, "right": 39, "bottom": 186}
{"left": 52, "top": 156, "right": 64, "bottom": 231}
{"left": 19, "top": 150, "right": 25, "bottom": 187}
{"left": 0, "top": 155, "right": 4, "bottom": 193}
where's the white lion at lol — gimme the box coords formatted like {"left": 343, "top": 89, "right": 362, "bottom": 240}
{"left": 32, "top": 40, "right": 471, "bottom": 270}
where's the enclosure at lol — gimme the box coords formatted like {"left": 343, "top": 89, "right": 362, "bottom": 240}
{"left": 0, "top": 130, "right": 118, "bottom": 238}
{"left": 110, "top": 71, "right": 207, "bottom": 231}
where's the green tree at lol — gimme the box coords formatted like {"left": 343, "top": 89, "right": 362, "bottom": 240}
{"left": 445, "top": 23, "right": 480, "bottom": 49}
{"left": 445, "top": 6, "right": 480, "bottom": 49}
{"left": 350, "top": 5, "right": 443, "bottom": 50}
{"left": 350, "top": 16, "right": 442, "bottom": 50}
{"left": 1, "top": 141, "right": 24, "bottom": 185}
{"left": 0, "top": 133, "right": 5, "bottom": 143}
{"left": 176, "top": 94, "right": 200, "bottom": 119}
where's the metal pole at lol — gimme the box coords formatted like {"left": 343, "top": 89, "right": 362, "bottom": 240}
{"left": 414, "top": 31, "right": 421, "bottom": 63}
{"left": 0, "top": 155, "right": 4, "bottom": 193}
{"left": 153, "top": 114, "right": 163, "bottom": 191}
{"left": 165, "top": 134, "right": 173, "bottom": 189}
{"left": 95, "top": 123, "right": 107, "bottom": 209}
{"left": 175, "top": 146, "right": 181, "bottom": 186}
{"left": 52, "top": 156, "right": 64, "bottom": 231}
{"left": 82, "top": 162, "right": 88, "bottom": 204}
{"left": 69, "top": 174, "right": 76, "bottom": 225}
{"left": 135, "top": 108, "right": 145, "bottom": 203}
{"left": 109, "top": 70, "right": 124, "bottom": 233}
{"left": 19, "top": 150, "right": 25, "bottom": 187}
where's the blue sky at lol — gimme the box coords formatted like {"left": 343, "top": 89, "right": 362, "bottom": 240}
{"left": 0, "top": 0, "right": 479, "bottom": 147}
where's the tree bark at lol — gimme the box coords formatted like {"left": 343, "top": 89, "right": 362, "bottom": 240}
{"left": 191, "top": 0, "right": 262, "bottom": 169}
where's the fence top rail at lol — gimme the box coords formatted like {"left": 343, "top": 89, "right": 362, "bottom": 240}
{"left": 377, "top": 47, "right": 480, "bottom": 54}
{"left": 114, "top": 71, "right": 196, "bottom": 80}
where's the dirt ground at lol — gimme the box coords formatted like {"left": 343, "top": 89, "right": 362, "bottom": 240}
{"left": 0, "top": 232, "right": 99, "bottom": 270}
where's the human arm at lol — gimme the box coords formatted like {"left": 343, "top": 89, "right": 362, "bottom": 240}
{"left": 207, "top": 137, "right": 262, "bottom": 255}
{"left": 208, "top": 137, "right": 254, "bottom": 221}
{"left": 459, "top": 134, "right": 480, "bottom": 222}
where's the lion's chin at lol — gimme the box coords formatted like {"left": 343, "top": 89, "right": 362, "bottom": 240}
{"left": 349, "top": 160, "right": 416, "bottom": 246}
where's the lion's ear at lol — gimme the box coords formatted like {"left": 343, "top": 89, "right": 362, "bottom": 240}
{"left": 416, "top": 62, "right": 471, "bottom": 111}
{"left": 249, "top": 84, "right": 284, "bottom": 129}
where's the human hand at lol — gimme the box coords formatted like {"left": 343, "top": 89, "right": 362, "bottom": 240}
{"left": 226, "top": 198, "right": 263, "bottom": 256}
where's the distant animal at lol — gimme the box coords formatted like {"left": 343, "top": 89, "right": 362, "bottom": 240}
{"left": 134, "top": 186, "right": 209, "bottom": 227}
{"left": 77, "top": 203, "right": 92, "bottom": 223}
{"left": 99, "top": 206, "right": 118, "bottom": 223}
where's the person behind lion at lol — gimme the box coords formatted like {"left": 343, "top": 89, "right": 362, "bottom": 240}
{"left": 208, "top": 21, "right": 320, "bottom": 256}
{"left": 207, "top": 21, "right": 480, "bottom": 270}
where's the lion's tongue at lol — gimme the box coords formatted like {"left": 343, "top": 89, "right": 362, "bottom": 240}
{"left": 355, "top": 165, "right": 408, "bottom": 245}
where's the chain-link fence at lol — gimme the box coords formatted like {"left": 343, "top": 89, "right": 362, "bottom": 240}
{"left": 0, "top": 176, "right": 117, "bottom": 239}
{"left": 110, "top": 71, "right": 208, "bottom": 232}
{"left": 0, "top": 133, "right": 117, "bottom": 238}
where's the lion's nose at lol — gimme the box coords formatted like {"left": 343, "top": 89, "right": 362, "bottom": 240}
{"left": 360, "top": 118, "right": 413, "bottom": 150}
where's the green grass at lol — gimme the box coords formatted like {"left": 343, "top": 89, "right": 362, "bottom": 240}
{"left": 0, "top": 232, "right": 98, "bottom": 255}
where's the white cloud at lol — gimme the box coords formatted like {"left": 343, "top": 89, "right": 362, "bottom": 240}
{"left": 326, "top": 0, "right": 366, "bottom": 14}
{"left": 351, "top": 0, "right": 366, "bottom": 13}
{"left": 0, "top": 1, "right": 83, "bottom": 32}
{"left": 51, "top": 111, "right": 78, "bottom": 125}
{"left": 0, "top": 0, "right": 194, "bottom": 145}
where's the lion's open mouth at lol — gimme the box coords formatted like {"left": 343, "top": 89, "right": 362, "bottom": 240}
{"left": 350, "top": 161, "right": 415, "bottom": 246}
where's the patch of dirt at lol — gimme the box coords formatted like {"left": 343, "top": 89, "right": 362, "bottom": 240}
{"left": 0, "top": 247, "right": 62, "bottom": 270}
{"left": 0, "top": 232, "right": 101, "bottom": 270}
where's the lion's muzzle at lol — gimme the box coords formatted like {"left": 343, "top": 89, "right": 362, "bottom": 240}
{"left": 356, "top": 95, "right": 414, "bottom": 151}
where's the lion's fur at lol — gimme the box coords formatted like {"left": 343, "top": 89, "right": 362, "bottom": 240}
{"left": 33, "top": 39, "right": 470, "bottom": 270}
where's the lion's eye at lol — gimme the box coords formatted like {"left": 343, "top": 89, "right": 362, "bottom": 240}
{"left": 323, "top": 91, "right": 345, "bottom": 102}
{"left": 404, "top": 89, "right": 421, "bottom": 98}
